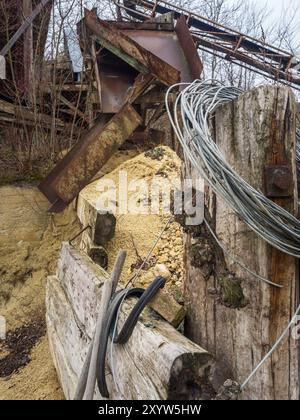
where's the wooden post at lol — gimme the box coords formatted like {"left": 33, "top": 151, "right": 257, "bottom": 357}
{"left": 184, "top": 85, "right": 299, "bottom": 400}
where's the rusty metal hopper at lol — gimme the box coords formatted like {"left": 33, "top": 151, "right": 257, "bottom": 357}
{"left": 82, "top": 12, "right": 202, "bottom": 113}
{"left": 39, "top": 9, "right": 202, "bottom": 212}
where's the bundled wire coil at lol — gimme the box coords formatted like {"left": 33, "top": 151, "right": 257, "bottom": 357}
{"left": 166, "top": 80, "right": 300, "bottom": 258}
{"left": 296, "top": 129, "right": 300, "bottom": 167}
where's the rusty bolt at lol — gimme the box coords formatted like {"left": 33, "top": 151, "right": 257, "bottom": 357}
{"left": 272, "top": 168, "right": 293, "bottom": 191}
{"left": 265, "top": 165, "right": 293, "bottom": 198}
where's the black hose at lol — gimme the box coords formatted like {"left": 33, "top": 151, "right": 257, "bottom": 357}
{"left": 96, "top": 276, "right": 166, "bottom": 398}
{"left": 114, "top": 276, "right": 166, "bottom": 344}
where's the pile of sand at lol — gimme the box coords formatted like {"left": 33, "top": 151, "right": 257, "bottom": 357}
{"left": 0, "top": 191, "right": 81, "bottom": 400}
{"left": 81, "top": 146, "right": 185, "bottom": 301}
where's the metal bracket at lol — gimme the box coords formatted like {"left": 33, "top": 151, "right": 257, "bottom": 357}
{"left": 264, "top": 165, "right": 294, "bottom": 198}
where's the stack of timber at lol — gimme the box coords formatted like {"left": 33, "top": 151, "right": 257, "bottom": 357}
{"left": 46, "top": 242, "right": 214, "bottom": 400}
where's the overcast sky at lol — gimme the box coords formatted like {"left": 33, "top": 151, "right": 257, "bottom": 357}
{"left": 246, "top": 0, "right": 300, "bottom": 29}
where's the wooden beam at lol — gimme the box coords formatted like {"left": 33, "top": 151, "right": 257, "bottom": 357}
{"left": 0, "top": 98, "right": 73, "bottom": 131}
{"left": 42, "top": 84, "right": 90, "bottom": 93}
{"left": 149, "top": 290, "right": 186, "bottom": 328}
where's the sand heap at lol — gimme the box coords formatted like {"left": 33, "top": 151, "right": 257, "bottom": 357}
{"left": 0, "top": 145, "right": 185, "bottom": 400}
{"left": 0, "top": 187, "right": 80, "bottom": 400}
{"left": 79, "top": 146, "right": 185, "bottom": 302}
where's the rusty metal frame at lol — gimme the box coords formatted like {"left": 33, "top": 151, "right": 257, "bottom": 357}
{"left": 84, "top": 9, "right": 180, "bottom": 87}
{"left": 114, "top": 0, "right": 300, "bottom": 90}
{"left": 105, "top": 20, "right": 174, "bottom": 31}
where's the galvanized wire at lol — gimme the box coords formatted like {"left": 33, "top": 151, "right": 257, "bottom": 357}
{"left": 296, "top": 129, "right": 300, "bottom": 167}
{"left": 166, "top": 79, "right": 300, "bottom": 258}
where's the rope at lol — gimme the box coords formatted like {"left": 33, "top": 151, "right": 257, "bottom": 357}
{"left": 166, "top": 79, "right": 300, "bottom": 258}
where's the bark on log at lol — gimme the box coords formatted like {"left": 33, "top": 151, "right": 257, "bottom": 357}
{"left": 47, "top": 243, "right": 214, "bottom": 400}
{"left": 184, "top": 85, "right": 299, "bottom": 400}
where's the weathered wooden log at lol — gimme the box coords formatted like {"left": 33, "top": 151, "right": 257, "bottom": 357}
{"left": 46, "top": 243, "right": 214, "bottom": 400}
{"left": 184, "top": 85, "right": 299, "bottom": 400}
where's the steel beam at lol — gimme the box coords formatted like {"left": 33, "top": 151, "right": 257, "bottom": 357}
{"left": 39, "top": 104, "right": 142, "bottom": 212}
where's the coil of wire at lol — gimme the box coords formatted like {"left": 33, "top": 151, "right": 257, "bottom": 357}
{"left": 166, "top": 80, "right": 300, "bottom": 258}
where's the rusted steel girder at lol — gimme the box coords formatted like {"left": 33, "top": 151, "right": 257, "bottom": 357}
{"left": 84, "top": 9, "right": 180, "bottom": 87}
{"left": 39, "top": 104, "right": 142, "bottom": 212}
{"left": 175, "top": 16, "right": 203, "bottom": 81}
{"left": 116, "top": 0, "right": 300, "bottom": 90}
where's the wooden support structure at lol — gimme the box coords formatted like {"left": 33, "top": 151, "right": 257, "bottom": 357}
{"left": 58, "top": 93, "right": 89, "bottom": 122}
{"left": 0, "top": 98, "right": 72, "bottom": 131}
{"left": 42, "top": 84, "right": 90, "bottom": 93}
{"left": 46, "top": 243, "right": 214, "bottom": 400}
{"left": 184, "top": 85, "right": 300, "bottom": 400}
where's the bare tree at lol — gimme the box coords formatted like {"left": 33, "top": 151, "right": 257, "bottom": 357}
{"left": 170, "top": 0, "right": 300, "bottom": 91}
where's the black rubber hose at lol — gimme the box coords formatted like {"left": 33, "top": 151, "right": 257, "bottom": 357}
{"left": 96, "top": 288, "right": 145, "bottom": 398}
{"left": 114, "top": 276, "right": 166, "bottom": 345}
{"left": 96, "top": 277, "right": 166, "bottom": 398}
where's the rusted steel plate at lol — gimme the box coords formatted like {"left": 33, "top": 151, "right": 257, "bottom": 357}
{"left": 123, "top": 30, "right": 197, "bottom": 85}
{"left": 135, "top": 89, "right": 177, "bottom": 104}
{"left": 39, "top": 104, "right": 142, "bottom": 211}
{"left": 175, "top": 16, "right": 203, "bottom": 81}
{"left": 124, "top": 73, "right": 155, "bottom": 104}
{"left": 99, "top": 68, "right": 136, "bottom": 113}
{"left": 84, "top": 9, "right": 180, "bottom": 86}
